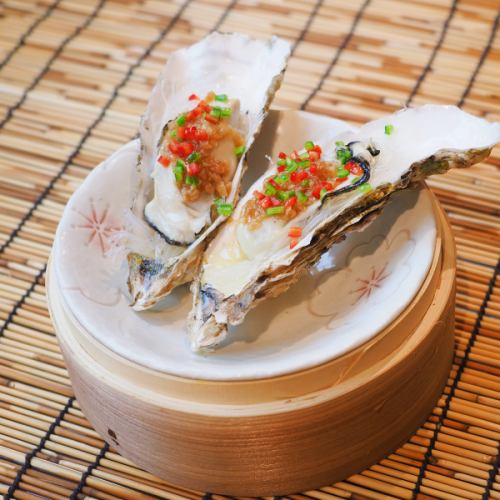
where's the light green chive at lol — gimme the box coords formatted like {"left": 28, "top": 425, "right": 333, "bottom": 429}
{"left": 174, "top": 162, "right": 184, "bottom": 183}
{"left": 351, "top": 176, "right": 361, "bottom": 184}
{"left": 264, "top": 183, "right": 277, "bottom": 196}
{"left": 169, "top": 129, "right": 177, "bottom": 138}
{"left": 216, "top": 203, "right": 233, "bottom": 217}
{"left": 336, "top": 148, "right": 352, "bottom": 165}
{"left": 335, "top": 140, "right": 345, "bottom": 147}
{"left": 215, "top": 94, "right": 228, "bottom": 102}
{"left": 297, "top": 191, "right": 308, "bottom": 204}
{"left": 286, "top": 162, "right": 298, "bottom": 173}
{"left": 277, "top": 190, "right": 295, "bottom": 201}
{"left": 210, "top": 107, "right": 222, "bottom": 118}
{"left": 187, "top": 151, "right": 200, "bottom": 163}
{"left": 266, "top": 206, "right": 285, "bottom": 216}
{"left": 274, "top": 173, "right": 289, "bottom": 184}
{"left": 176, "top": 114, "right": 187, "bottom": 126}
{"left": 304, "top": 140, "right": 315, "bottom": 151}
{"left": 336, "top": 168, "right": 350, "bottom": 178}
{"left": 384, "top": 124, "right": 394, "bottom": 135}
{"left": 221, "top": 107, "right": 232, "bottom": 117}
{"left": 234, "top": 145, "right": 246, "bottom": 157}
{"left": 185, "top": 175, "right": 199, "bottom": 186}
{"left": 358, "top": 182, "right": 372, "bottom": 193}
{"left": 320, "top": 188, "right": 328, "bottom": 200}
{"left": 277, "top": 159, "right": 286, "bottom": 166}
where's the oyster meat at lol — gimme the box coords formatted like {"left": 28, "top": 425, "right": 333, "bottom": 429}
{"left": 188, "top": 105, "right": 500, "bottom": 351}
{"left": 127, "top": 33, "right": 290, "bottom": 310}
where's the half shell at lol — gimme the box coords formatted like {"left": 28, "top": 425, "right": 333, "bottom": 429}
{"left": 127, "top": 32, "right": 290, "bottom": 310}
{"left": 188, "top": 105, "right": 500, "bottom": 351}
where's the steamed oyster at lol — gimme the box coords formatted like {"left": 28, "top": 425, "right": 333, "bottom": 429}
{"left": 128, "top": 33, "right": 290, "bottom": 310}
{"left": 188, "top": 105, "right": 500, "bottom": 351}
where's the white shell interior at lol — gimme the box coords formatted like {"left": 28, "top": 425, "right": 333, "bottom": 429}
{"left": 53, "top": 110, "right": 437, "bottom": 380}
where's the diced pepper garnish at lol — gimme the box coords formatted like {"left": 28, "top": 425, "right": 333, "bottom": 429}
{"left": 285, "top": 196, "right": 297, "bottom": 208}
{"left": 304, "top": 140, "right": 315, "bottom": 151}
{"left": 168, "top": 142, "right": 179, "bottom": 154}
{"left": 187, "top": 163, "right": 200, "bottom": 176}
{"left": 384, "top": 124, "right": 394, "bottom": 135}
{"left": 278, "top": 152, "right": 287, "bottom": 159}
{"left": 286, "top": 162, "right": 298, "bottom": 173}
{"left": 309, "top": 163, "right": 318, "bottom": 174}
{"left": 336, "top": 168, "right": 350, "bottom": 178}
{"left": 288, "top": 227, "right": 302, "bottom": 238}
{"left": 234, "top": 145, "right": 246, "bottom": 157}
{"left": 188, "top": 94, "right": 199, "bottom": 101}
{"left": 277, "top": 159, "right": 286, "bottom": 166}
{"left": 221, "top": 107, "right": 232, "bottom": 117}
{"left": 260, "top": 197, "right": 273, "bottom": 209}
{"left": 177, "top": 114, "right": 187, "bottom": 126}
{"left": 266, "top": 206, "right": 285, "bottom": 216}
{"left": 205, "top": 114, "right": 219, "bottom": 124}
{"left": 215, "top": 94, "right": 228, "bottom": 102}
{"left": 345, "top": 160, "right": 363, "bottom": 176}
{"left": 158, "top": 155, "right": 170, "bottom": 167}
{"left": 177, "top": 142, "right": 194, "bottom": 158}
{"left": 290, "top": 238, "right": 299, "bottom": 249}
{"left": 309, "top": 150, "right": 320, "bottom": 161}
{"left": 169, "top": 129, "right": 177, "bottom": 139}
{"left": 254, "top": 190, "right": 265, "bottom": 200}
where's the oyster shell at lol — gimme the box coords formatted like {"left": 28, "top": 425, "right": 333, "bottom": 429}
{"left": 127, "top": 33, "right": 290, "bottom": 310}
{"left": 188, "top": 105, "right": 500, "bottom": 351}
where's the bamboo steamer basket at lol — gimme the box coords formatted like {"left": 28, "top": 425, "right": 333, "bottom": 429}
{"left": 47, "top": 191, "right": 455, "bottom": 496}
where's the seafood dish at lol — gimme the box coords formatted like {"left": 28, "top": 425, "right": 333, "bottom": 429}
{"left": 188, "top": 105, "right": 500, "bottom": 351}
{"left": 127, "top": 32, "right": 290, "bottom": 310}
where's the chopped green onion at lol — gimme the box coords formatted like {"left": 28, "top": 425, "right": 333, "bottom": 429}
{"left": 304, "top": 140, "right": 315, "bottom": 151}
{"left": 185, "top": 175, "right": 199, "bottom": 186}
{"left": 336, "top": 168, "right": 350, "bottom": 178}
{"left": 277, "top": 190, "right": 295, "bottom": 201}
{"left": 234, "top": 145, "right": 246, "bottom": 157}
{"left": 216, "top": 203, "right": 233, "bottom": 217}
{"left": 277, "top": 159, "right": 286, "bottom": 166}
{"left": 186, "top": 151, "right": 201, "bottom": 163}
{"left": 297, "top": 191, "right": 308, "bottom": 204}
{"left": 264, "top": 183, "right": 277, "bottom": 196}
{"left": 299, "top": 152, "right": 309, "bottom": 160}
{"left": 285, "top": 157, "right": 295, "bottom": 168}
{"left": 358, "top": 182, "right": 372, "bottom": 193}
{"left": 286, "top": 162, "right": 298, "bottom": 173}
{"left": 384, "top": 124, "right": 394, "bottom": 135}
{"left": 169, "top": 129, "right": 177, "bottom": 138}
{"left": 274, "top": 173, "right": 289, "bottom": 184}
{"left": 351, "top": 176, "right": 361, "bottom": 184}
{"left": 299, "top": 160, "right": 310, "bottom": 168}
{"left": 301, "top": 179, "right": 311, "bottom": 188}
{"left": 266, "top": 206, "right": 285, "bottom": 216}
{"left": 215, "top": 94, "right": 228, "bottom": 102}
{"left": 173, "top": 162, "right": 185, "bottom": 183}
{"left": 221, "top": 107, "right": 232, "bottom": 117}
{"left": 335, "top": 140, "right": 345, "bottom": 147}
{"left": 176, "top": 114, "right": 187, "bottom": 126}
{"left": 336, "top": 147, "right": 352, "bottom": 165}
{"left": 320, "top": 188, "right": 328, "bottom": 200}
{"left": 210, "top": 107, "right": 222, "bottom": 118}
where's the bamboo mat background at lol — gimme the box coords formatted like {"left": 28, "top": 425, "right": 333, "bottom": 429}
{"left": 0, "top": 0, "right": 499, "bottom": 498}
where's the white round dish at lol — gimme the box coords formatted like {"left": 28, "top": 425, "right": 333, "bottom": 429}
{"left": 53, "top": 110, "right": 437, "bottom": 380}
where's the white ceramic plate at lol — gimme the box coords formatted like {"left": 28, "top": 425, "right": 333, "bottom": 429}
{"left": 53, "top": 110, "right": 437, "bottom": 380}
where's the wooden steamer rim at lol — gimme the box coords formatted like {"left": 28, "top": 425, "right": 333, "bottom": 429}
{"left": 47, "top": 189, "right": 456, "bottom": 495}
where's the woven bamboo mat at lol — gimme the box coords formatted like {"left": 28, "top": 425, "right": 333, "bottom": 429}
{"left": 0, "top": 0, "right": 499, "bottom": 498}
